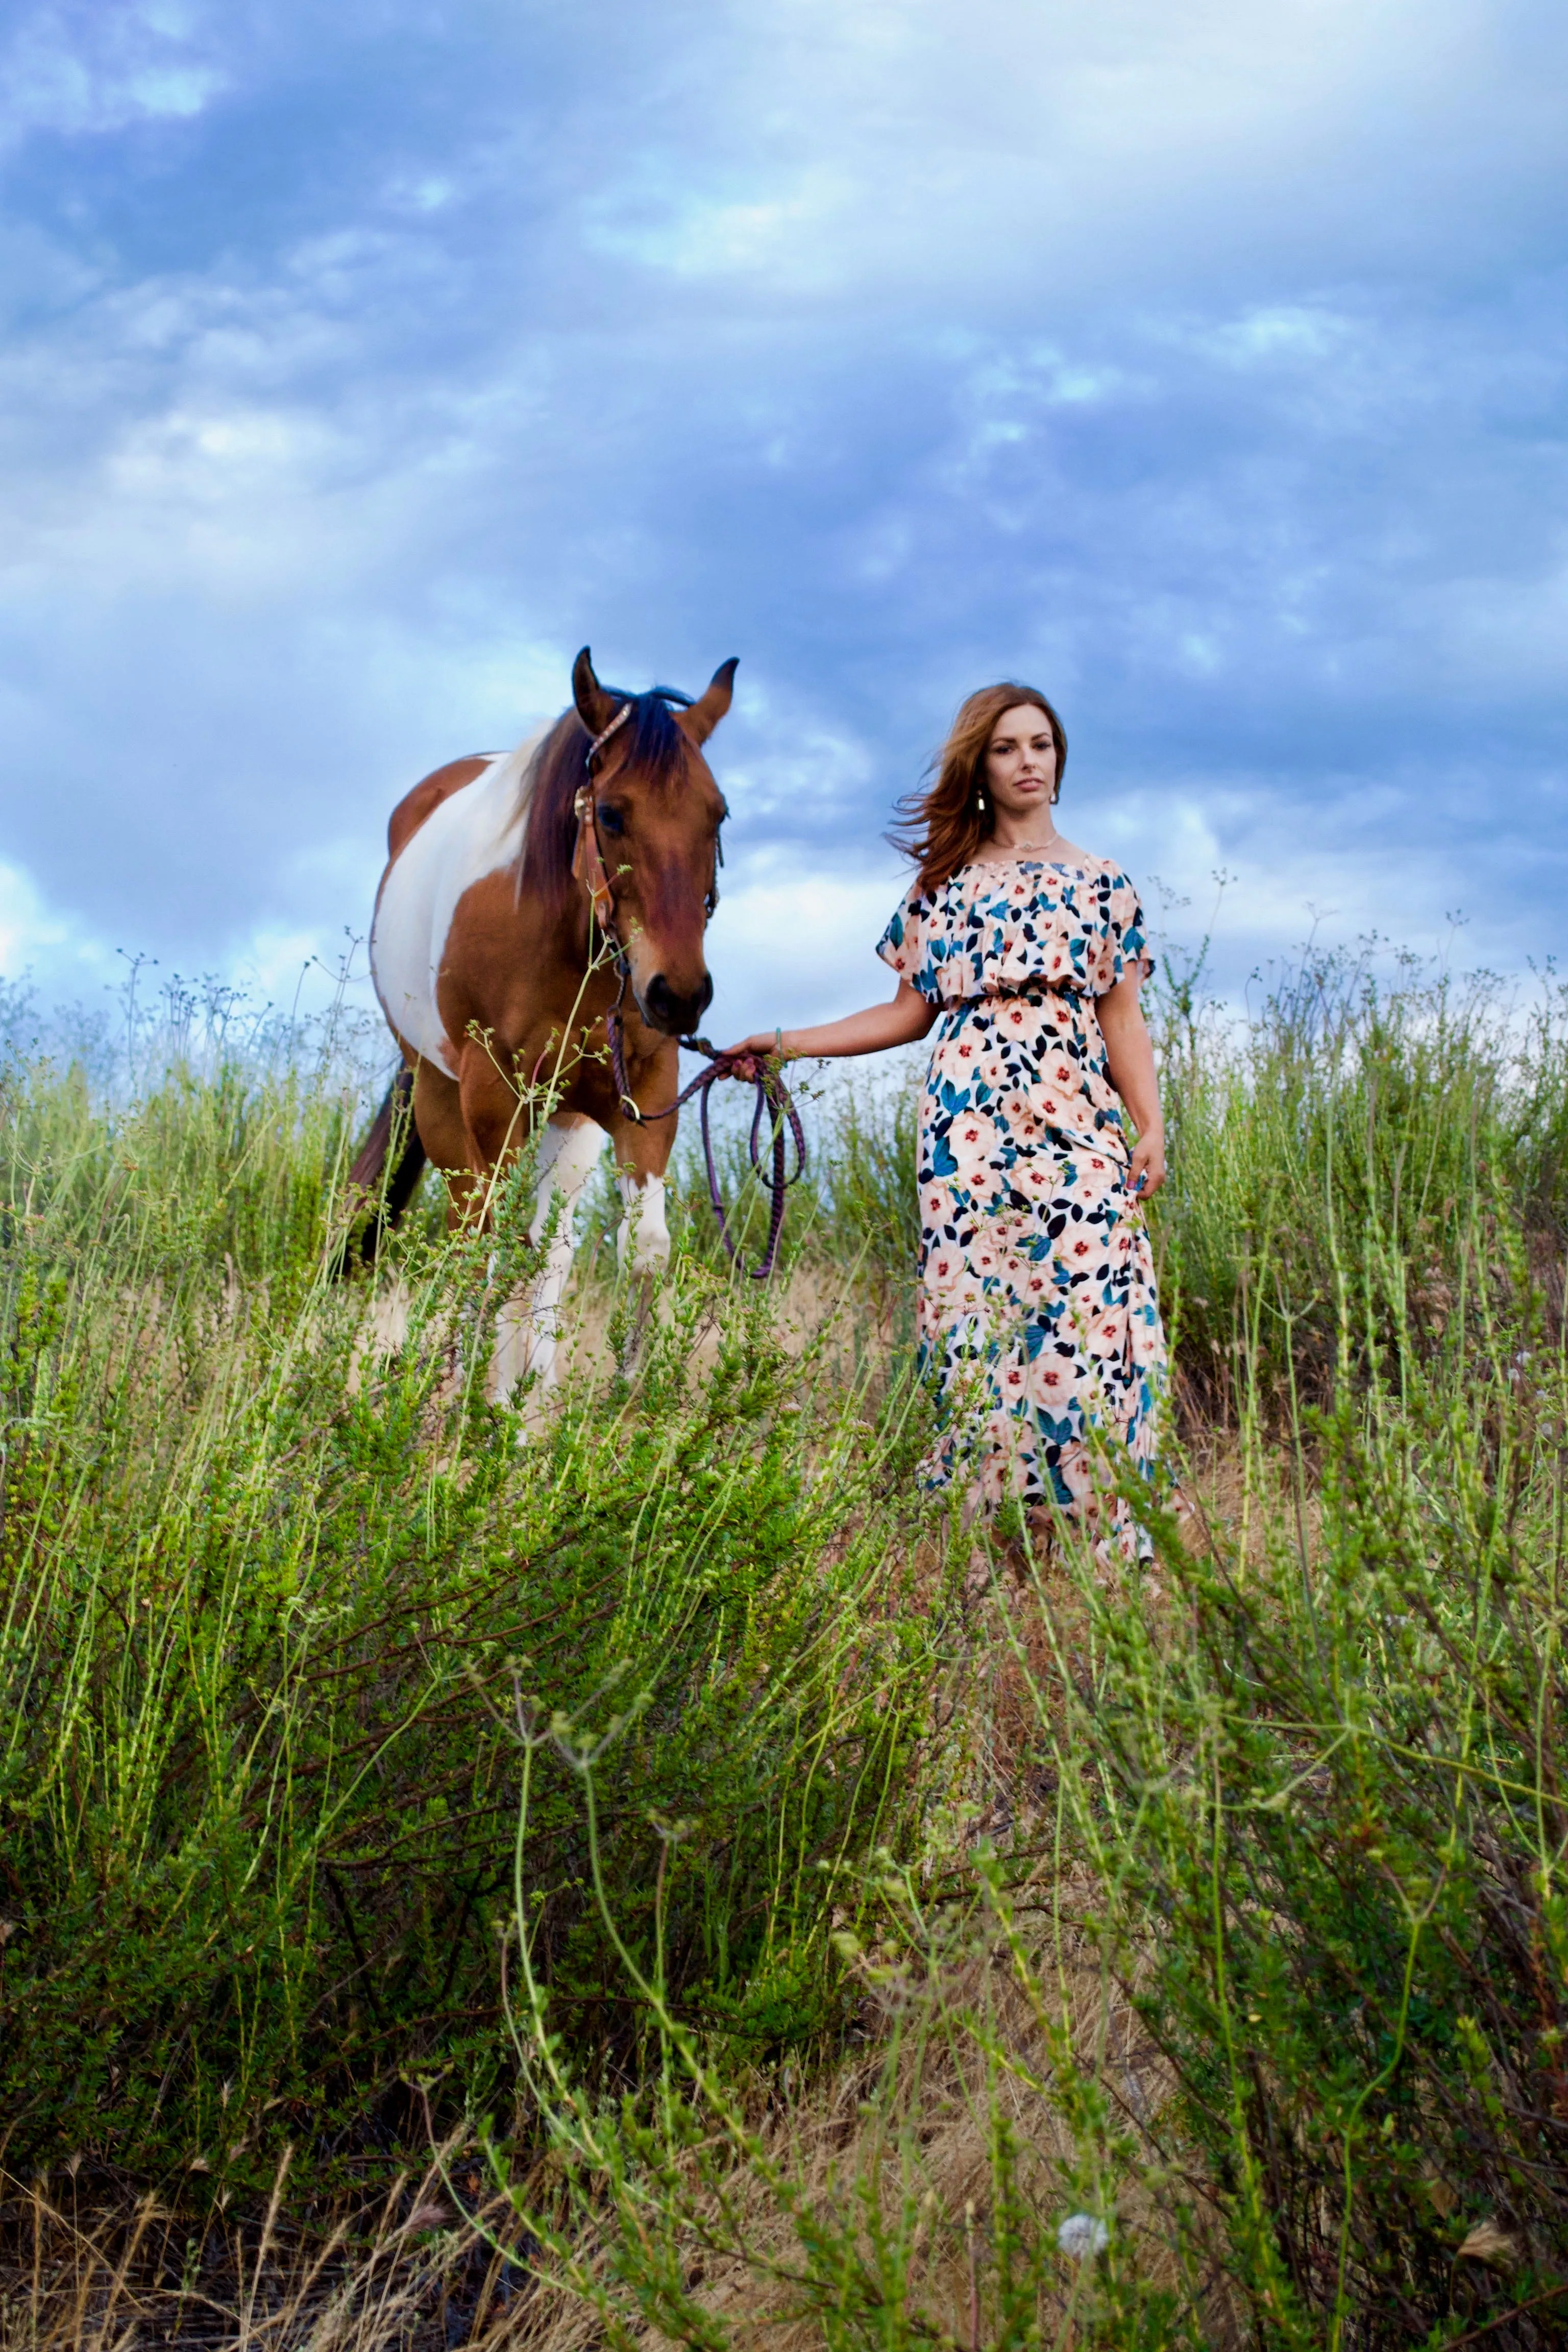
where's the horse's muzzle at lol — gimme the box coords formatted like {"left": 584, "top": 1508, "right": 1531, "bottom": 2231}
{"left": 641, "top": 970, "right": 714, "bottom": 1037}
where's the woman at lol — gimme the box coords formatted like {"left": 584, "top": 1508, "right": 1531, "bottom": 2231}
{"left": 728, "top": 682, "right": 1168, "bottom": 1550}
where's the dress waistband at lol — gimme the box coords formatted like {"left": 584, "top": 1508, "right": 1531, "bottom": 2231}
{"left": 941, "top": 974, "right": 1089, "bottom": 1012}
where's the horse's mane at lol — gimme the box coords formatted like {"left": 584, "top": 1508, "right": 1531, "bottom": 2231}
{"left": 517, "top": 687, "right": 695, "bottom": 915}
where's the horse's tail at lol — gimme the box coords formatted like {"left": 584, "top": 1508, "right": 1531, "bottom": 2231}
{"left": 333, "top": 1066, "right": 427, "bottom": 1275}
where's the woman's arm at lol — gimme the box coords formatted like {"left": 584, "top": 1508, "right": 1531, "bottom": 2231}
{"left": 1097, "top": 973, "right": 1167, "bottom": 1201}
{"left": 724, "top": 978, "right": 937, "bottom": 1062}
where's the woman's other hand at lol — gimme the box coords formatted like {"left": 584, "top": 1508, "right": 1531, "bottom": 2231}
{"left": 1128, "top": 1126, "right": 1167, "bottom": 1204}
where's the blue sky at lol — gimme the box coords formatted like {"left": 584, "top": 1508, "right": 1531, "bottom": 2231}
{"left": 2, "top": 0, "right": 1565, "bottom": 1039}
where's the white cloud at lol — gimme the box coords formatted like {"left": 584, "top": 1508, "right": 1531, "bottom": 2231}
{"left": 0, "top": 858, "right": 112, "bottom": 988}
{"left": 0, "top": 0, "right": 1563, "bottom": 1010}
{"left": 584, "top": 168, "right": 854, "bottom": 284}
{"left": 0, "top": 2, "right": 230, "bottom": 145}
{"left": 1201, "top": 305, "right": 1355, "bottom": 366}
{"left": 579, "top": 0, "right": 1565, "bottom": 300}
{"left": 1100, "top": 778, "right": 1560, "bottom": 991}
{"left": 704, "top": 844, "right": 909, "bottom": 1041}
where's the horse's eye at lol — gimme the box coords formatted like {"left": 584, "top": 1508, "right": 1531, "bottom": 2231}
{"left": 597, "top": 803, "right": 624, "bottom": 836}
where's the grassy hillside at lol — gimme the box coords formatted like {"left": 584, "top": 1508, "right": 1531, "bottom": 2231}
{"left": 1, "top": 950, "right": 1565, "bottom": 2347}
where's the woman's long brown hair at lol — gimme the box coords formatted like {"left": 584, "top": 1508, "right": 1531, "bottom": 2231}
{"left": 890, "top": 682, "right": 1068, "bottom": 899}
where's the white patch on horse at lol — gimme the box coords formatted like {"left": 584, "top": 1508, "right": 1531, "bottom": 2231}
{"left": 487, "top": 1115, "right": 607, "bottom": 1404}
{"left": 617, "top": 1171, "right": 670, "bottom": 1276}
{"left": 370, "top": 723, "right": 548, "bottom": 1073}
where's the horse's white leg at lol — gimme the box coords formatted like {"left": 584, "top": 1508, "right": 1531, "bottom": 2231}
{"left": 487, "top": 1277, "right": 533, "bottom": 1406}
{"left": 487, "top": 1117, "right": 606, "bottom": 1405}
{"left": 617, "top": 1171, "right": 671, "bottom": 1278}
{"left": 615, "top": 1170, "right": 672, "bottom": 1373}
{"left": 348, "top": 1272, "right": 411, "bottom": 1395}
{"left": 368, "top": 1275, "right": 411, "bottom": 1356}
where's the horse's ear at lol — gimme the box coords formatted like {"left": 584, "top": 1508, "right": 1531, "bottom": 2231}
{"left": 681, "top": 657, "right": 739, "bottom": 746}
{"left": 572, "top": 647, "right": 619, "bottom": 737}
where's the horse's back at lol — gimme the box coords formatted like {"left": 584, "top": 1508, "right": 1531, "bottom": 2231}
{"left": 387, "top": 756, "right": 495, "bottom": 861}
{"left": 371, "top": 726, "right": 549, "bottom": 1073}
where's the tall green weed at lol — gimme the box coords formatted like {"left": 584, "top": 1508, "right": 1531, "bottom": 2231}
{"left": 0, "top": 1054, "right": 938, "bottom": 2194}
{"left": 4, "top": 944, "right": 1567, "bottom": 2352}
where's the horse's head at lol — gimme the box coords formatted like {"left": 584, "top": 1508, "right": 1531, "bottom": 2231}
{"left": 571, "top": 647, "right": 736, "bottom": 1037}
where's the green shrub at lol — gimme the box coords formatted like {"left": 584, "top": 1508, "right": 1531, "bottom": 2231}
{"left": 474, "top": 953, "right": 1568, "bottom": 2351}
{"left": 5, "top": 942, "right": 1567, "bottom": 2352}
{"left": 0, "top": 1058, "right": 938, "bottom": 2194}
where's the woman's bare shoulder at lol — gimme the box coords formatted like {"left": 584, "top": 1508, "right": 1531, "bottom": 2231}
{"left": 1049, "top": 833, "right": 1098, "bottom": 869}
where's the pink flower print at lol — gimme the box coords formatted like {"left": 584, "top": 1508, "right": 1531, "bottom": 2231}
{"left": 951, "top": 1108, "right": 1000, "bottom": 1179}
{"left": 899, "top": 855, "right": 1165, "bottom": 1532}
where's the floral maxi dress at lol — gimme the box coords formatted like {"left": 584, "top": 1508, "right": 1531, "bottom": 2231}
{"left": 877, "top": 856, "right": 1167, "bottom": 1542}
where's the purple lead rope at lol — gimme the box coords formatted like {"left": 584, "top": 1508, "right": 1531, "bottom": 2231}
{"left": 606, "top": 1005, "right": 807, "bottom": 1281}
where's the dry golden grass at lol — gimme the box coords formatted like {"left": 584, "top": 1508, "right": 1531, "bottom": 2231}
{"left": 2, "top": 1941, "right": 1229, "bottom": 2352}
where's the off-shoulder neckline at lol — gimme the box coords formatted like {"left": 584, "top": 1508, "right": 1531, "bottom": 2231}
{"left": 960, "top": 854, "right": 1104, "bottom": 878}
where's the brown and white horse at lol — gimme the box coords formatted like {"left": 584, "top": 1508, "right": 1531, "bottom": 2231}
{"left": 351, "top": 647, "right": 736, "bottom": 1397}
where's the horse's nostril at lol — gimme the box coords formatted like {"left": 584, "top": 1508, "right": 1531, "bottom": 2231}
{"left": 644, "top": 973, "right": 710, "bottom": 1036}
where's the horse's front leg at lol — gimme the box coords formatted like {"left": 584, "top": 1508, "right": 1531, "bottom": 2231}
{"left": 609, "top": 1097, "right": 679, "bottom": 1372}
{"left": 488, "top": 1114, "right": 606, "bottom": 1404}
{"left": 457, "top": 1047, "right": 606, "bottom": 1405}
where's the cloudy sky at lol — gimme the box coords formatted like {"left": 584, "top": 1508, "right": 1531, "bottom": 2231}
{"left": 2, "top": 0, "right": 1565, "bottom": 1039}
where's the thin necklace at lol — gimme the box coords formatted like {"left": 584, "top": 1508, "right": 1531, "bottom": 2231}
{"left": 991, "top": 825, "right": 1062, "bottom": 857}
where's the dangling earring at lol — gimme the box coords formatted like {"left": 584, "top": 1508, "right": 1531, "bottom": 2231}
{"left": 976, "top": 787, "right": 988, "bottom": 816}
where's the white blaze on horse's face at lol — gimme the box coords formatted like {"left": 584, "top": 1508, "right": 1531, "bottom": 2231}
{"left": 593, "top": 739, "right": 723, "bottom": 1037}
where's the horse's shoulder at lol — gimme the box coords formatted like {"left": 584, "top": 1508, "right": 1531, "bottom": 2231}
{"left": 386, "top": 755, "right": 494, "bottom": 860}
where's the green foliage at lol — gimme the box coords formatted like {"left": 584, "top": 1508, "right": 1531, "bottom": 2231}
{"left": 1148, "top": 945, "right": 1568, "bottom": 1418}
{"left": 5, "top": 943, "right": 1568, "bottom": 2352}
{"left": 475, "top": 951, "right": 1568, "bottom": 2350}
{"left": 0, "top": 1047, "right": 937, "bottom": 2195}
{"left": 1013, "top": 1309, "right": 1568, "bottom": 2344}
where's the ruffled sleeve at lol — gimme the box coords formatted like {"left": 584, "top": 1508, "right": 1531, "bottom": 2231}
{"left": 1086, "top": 871, "right": 1155, "bottom": 996}
{"left": 876, "top": 881, "right": 941, "bottom": 1004}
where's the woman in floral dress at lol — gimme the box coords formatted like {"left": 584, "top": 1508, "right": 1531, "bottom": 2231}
{"left": 727, "top": 682, "right": 1168, "bottom": 1549}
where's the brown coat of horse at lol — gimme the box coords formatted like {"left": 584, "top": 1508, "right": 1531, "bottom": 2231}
{"left": 357, "top": 647, "right": 736, "bottom": 1395}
